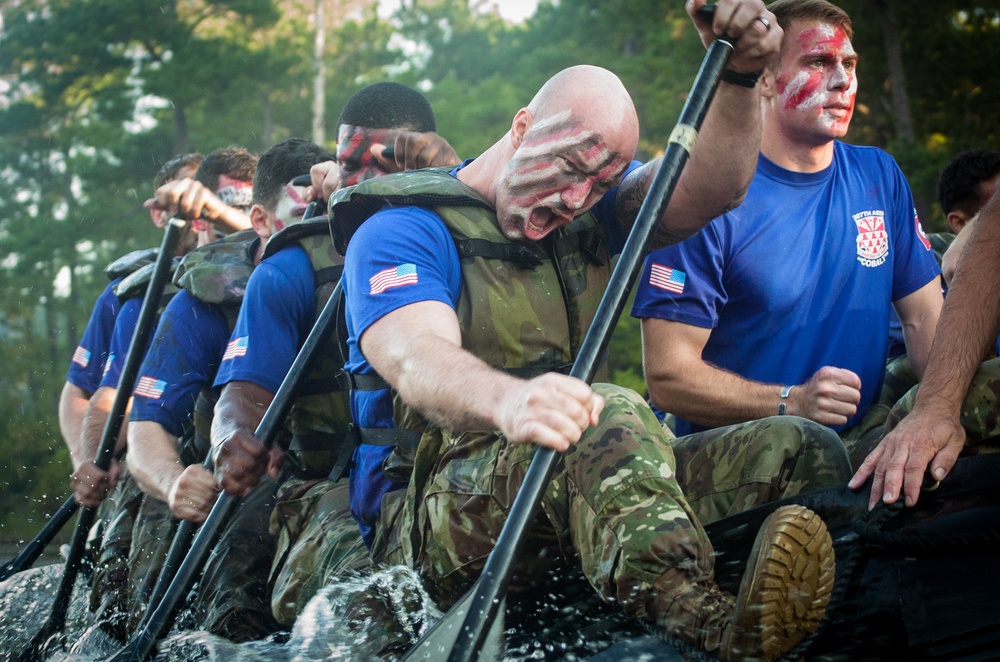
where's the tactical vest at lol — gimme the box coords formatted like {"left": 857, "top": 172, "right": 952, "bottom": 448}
{"left": 105, "top": 248, "right": 159, "bottom": 281}
{"left": 260, "top": 218, "right": 354, "bottom": 479}
{"left": 329, "top": 168, "right": 612, "bottom": 447}
{"left": 113, "top": 257, "right": 182, "bottom": 304}
{"left": 172, "top": 229, "right": 259, "bottom": 462}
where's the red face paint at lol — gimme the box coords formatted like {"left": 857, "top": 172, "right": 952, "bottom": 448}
{"left": 337, "top": 126, "right": 396, "bottom": 188}
{"left": 271, "top": 181, "right": 311, "bottom": 230}
{"left": 496, "top": 110, "right": 629, "bottom": 242}
{"left": 773, "top": 22, "right": 858, "bottom": 139}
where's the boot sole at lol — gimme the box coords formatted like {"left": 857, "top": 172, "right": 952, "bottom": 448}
{"left": 730, "top": 504, "right": 835, "bottom": 662}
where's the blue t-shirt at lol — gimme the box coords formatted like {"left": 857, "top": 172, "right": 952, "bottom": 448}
{"left": 67, "top": 280, "right": 123, "bottom": 394}
{"left": 99, "top": 296, "right": 144, "bottom": 389}
{"left": 129, "top": 290, "right": 230, "bottom": 438}
{"left": 213, "top": 246, "right": 384, "bottom": 541}
{"left": 632, "top": 143, "right": 940, "bottom": 435}
{"left": 213, "top": 246, "right": 315, "bottom": 393}
{"left": 343, "top": 160, "right": 639, "bottom": 546}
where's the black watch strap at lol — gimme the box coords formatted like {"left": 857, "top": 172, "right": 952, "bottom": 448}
{"left": 720, "top": 68, "right": 763, "bottom": 88}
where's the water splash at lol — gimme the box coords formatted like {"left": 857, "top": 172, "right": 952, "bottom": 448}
{"left": 288, "top": 565, "right": 442, "bottom": 660}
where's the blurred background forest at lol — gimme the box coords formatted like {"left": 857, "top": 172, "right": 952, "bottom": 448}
{"left": 0, "top": 0, "right": 997, "bottom": 540}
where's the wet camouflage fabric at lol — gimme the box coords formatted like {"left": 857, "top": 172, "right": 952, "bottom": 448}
{"left": 192, "top": 477, "right": 282, "bottom": 641}
{"left": 125, "top": 492, "right": 179, "bottom": 633}
{"left": 89, "top": 469, "right": 144, "bottom": 640}
{"left": 671, "top": 415, "right": 852, "bottom": 525}
{"left": 124, "top": 478, "right": 281, "bottom": 641}
{"left": 268, "top": 477, "right": 368, "bottom": 626}
{"left": 373, "top": 385, "right": 848, "bottom": 651}
{"left": 879, "top": 354, "right": 921, "bottom": 408}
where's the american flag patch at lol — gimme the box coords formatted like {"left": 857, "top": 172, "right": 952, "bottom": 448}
{"left": 222, "top": 336, "right": 248, "bottom": 361}
{"left": 134, "top": 376, "right": 167, "bottom": 399}
{"left": 370, "top": 263, "right": 418, "bottom": 295}
{"left": 72, "top": 346, "right": 91, "bottom": 367}
{"left": 650, "top": 263, "right": 686, "bottom": 294}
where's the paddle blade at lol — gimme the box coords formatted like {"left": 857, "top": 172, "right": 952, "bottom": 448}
{"left": 401, "top": 588, "right": 505, "bottom": 662}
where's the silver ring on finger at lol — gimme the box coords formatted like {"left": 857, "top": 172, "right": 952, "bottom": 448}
{"left": 755, "top": 16, "right": 771, "bottom": 30}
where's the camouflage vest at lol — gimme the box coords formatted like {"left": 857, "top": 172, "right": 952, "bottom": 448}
{"left": 330, "top": 168, "right": 612, "bottom": 442}
{"left": 261, "top": 218, "right": 353, "bottom": 479}
{"left": 113, "top": 256, "right": 182, "bottom": 305}
{"left": 105, "top": 247, "right": 158, "bottom": 281}
{"left": 171, "top": 229, "right": 260, "bottom": 459}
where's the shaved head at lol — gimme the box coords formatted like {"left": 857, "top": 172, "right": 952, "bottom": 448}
{"left": 527, "top": 65, "right": 639, "bottom": 162}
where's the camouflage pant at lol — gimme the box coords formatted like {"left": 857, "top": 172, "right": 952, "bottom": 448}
{"left": 89, "top": 467, "right": 144, "bottom": 640}
{"left": 372, "top": 384, "right": 849, "bottom": 651}
{"left": 671, "top": 415, "right": 852, "bottom": 525}
{"left": 844, "top": 355, "right": 1000, "bottom": 467}
{"left": 268, "top": 477, "right": 368, "bottom": 626}
{"left": 126, "top": 478, "right": 281, "bottom": 642}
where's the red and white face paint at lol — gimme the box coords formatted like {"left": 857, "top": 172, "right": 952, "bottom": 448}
{"left": 337, "top": 125, "right": 396, "bottom": 188}
{"left": 772, "top": 21, "right": 858, "bottom": 140}
{"left": 270, "top": 181, "right": 312, "bottom": 232}
{"left": 496, "top": 110, "right": 630, "bottom": 242}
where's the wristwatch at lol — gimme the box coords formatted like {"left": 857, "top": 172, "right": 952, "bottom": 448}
{"left": 778, "top": 385, "right": 793, "bottom": 415}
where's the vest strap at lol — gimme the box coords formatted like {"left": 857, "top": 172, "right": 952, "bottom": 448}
{"left": 357, "top": 426, "right": 422, "bottom": 449}
{"left": 454, "top": 238, "right": 544, "bottom": 270}
{"left": 348, "top": 371, "right": 390, "bottom": 392}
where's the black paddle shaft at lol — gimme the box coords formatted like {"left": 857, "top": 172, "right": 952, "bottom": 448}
{"left": 132, "top": 454, "right": 213, "bottom": 633}
{"left": 19, "top": 217, "right": 186, "bottom": 662}
{"left": 0, "top": 496, "right": 78, "bottom": 582}
{"left": 134, "top": 181, "right": 326, "bottom": 634}
{"left": 438, "top": 36, "right": 736, "bottom": 662}
{"left": 1, "top": 446, "right": 127, "bottom": 582}
{"left": 113, "top": 280, "right": 344, "bottom": 662}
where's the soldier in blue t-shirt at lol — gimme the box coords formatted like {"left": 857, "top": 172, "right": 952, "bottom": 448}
{"left": 633, "top": 0, "right": 943, "bottom": 467}
{"left": 59, "top": 154, "right": 201, "bottom": 479}
{"left": 119, "top": 138, "right": 335, "bottom": 641}
{"left": 70, "top": 149, "right": 256, "bottom": 510}
{"left": 78, "top": 148, "right": 257, "bottom": 640}
{"left": 210, "top": 83, "right": 461, "bottom": 629}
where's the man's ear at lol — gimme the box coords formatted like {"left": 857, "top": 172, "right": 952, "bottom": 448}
{"left": 510, "top": 108, "right": 532, "bottom": 149}
{"left": 249, "top": 204, "right": 272, "bottom": 240}
{"left": 947, "top": 210, "right": 970, "bottom": 234}
{"left": 758, "top": 67, "right": 778, "bottom": 99}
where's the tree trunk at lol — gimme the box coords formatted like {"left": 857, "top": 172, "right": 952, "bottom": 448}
{"left": 263, "top": 87, "right": 274, "bottom": 149}
{"left": 312, "top": 0, "right": 327, "bottom": 146}
{"left": 173, "top": 102, "right": 189, "bottom": 156}
{"left": 872, "top": 0, "right": 914, "bottom": 141}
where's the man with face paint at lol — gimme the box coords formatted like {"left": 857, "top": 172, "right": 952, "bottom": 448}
{"left": 76, "top": 147, "right": 258, "bottom": 639}
{"left": 242, "top": 2, "right": 849, "bottom": 660}
{"left": 634, "top": 0, "right": 943, "bottom": 468}
{"left": 116, "top": 139, "right": 334, "bottom": 641}
{"left": 59, "top": 153, "right": 202, "bottom": 488}
{"left": 71, "top": 148, "right": 257, "bottom": 511}
{"left": 209, "top": 82, "right": 460, "bottom": 628}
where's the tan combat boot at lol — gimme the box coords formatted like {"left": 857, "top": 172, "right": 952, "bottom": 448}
{"left": 721, "top": 505, "right": 835, "bottom": 662}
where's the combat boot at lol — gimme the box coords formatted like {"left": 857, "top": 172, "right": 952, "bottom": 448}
{"left": 720, "top": 504, "right": 835, "bottom": 662}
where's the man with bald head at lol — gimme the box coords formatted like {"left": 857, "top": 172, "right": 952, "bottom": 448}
{"left": 320, "top": 1, "right": 842, "bottom": 659}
